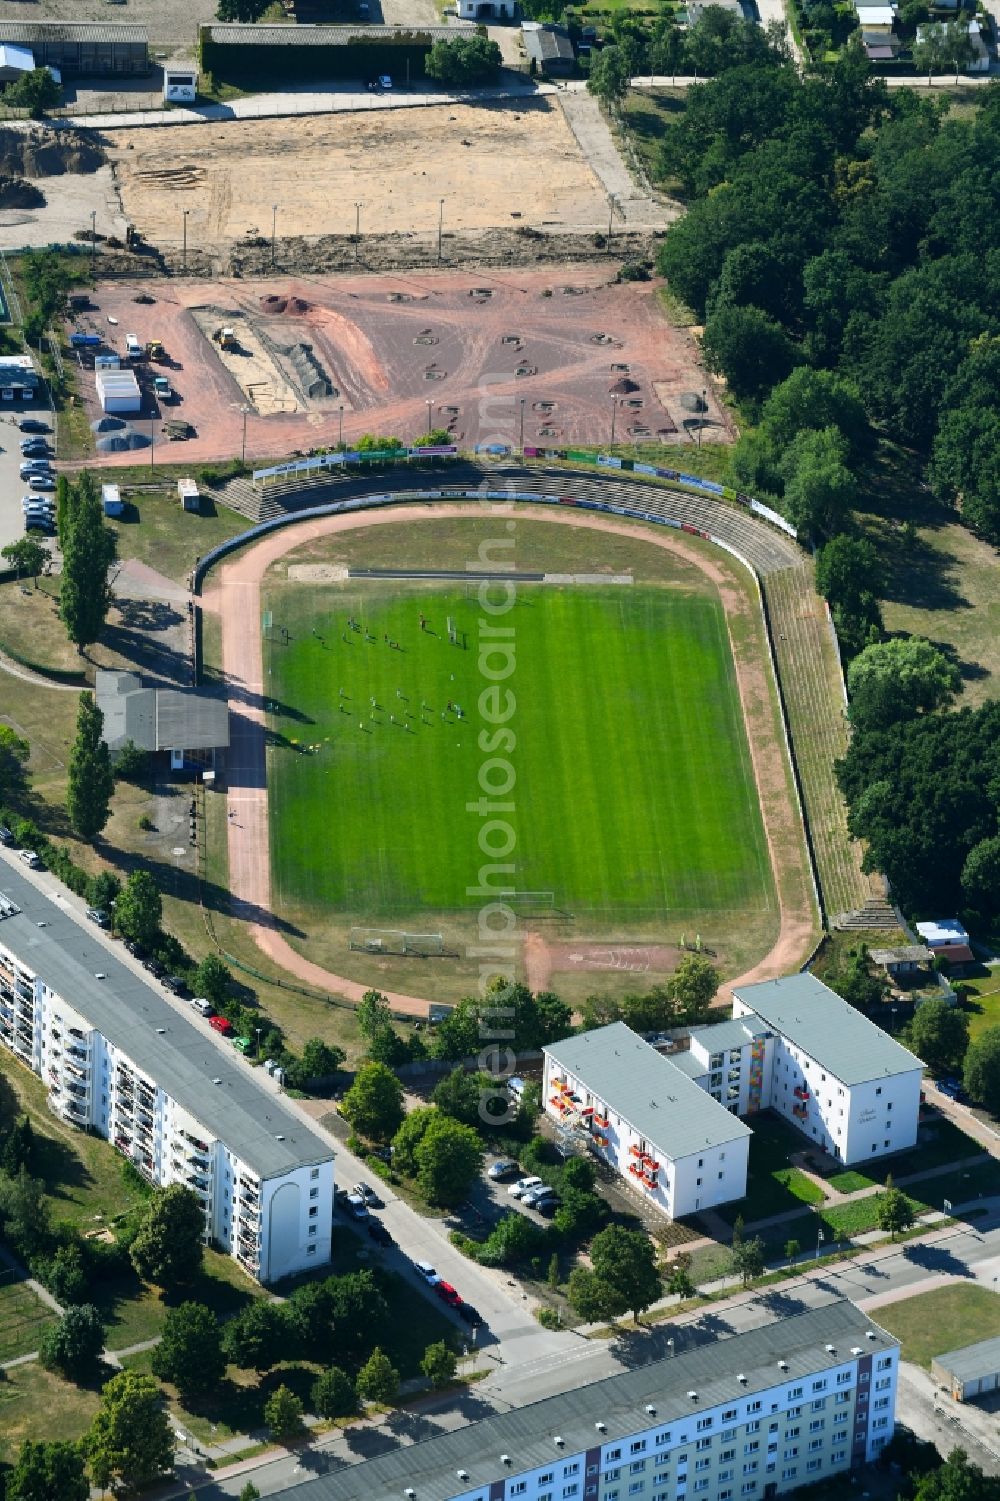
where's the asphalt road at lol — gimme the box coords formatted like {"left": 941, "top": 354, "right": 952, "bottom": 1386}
{"left": 0, "top": 408, "right": 56, "bottom": 556}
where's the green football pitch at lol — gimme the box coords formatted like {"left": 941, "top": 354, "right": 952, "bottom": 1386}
{"left": 265, "top": 585, "right": 774, "bottom": 924}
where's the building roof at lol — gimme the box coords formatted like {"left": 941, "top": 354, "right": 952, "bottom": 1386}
{"left": 916, "top": 918, "right": 969, "bottom": 947}
{"left": 934, "top": 1334, "right": 1000, "bottom": 1385}
{"left": 934, "top": 943, "right": 975, "bottom": 965}
{"left": 855, "top": 3, "right": 896, "bottom": 20}
{"left": 96, "top": 670, "right": 229, "bottom": 753}
{"left": 0, "top": 860, "right": 330, "bottom": 1179}
{"left": 267, "top": 1301, "right": 897, "bottom": 1501}
{"left": 688, "top": 1016, "right": 772, "bottom": 1055}
{"left": 523, "top": 24, "right": 575, "bottom": 63}
{"left": 663, "top": 1048, "right": 707, "bottom": 1079}
{"left": 0, "top": 21, "right": 148, "bottom": 42}
{"left": 204, "top": 22, "right": 462, "bottom": 44}
{"left": 869, "top": 945, "right": 931, "bottom": 966}
{"left": 544, "top": 1023, "right": 750, "bottom": 1159}
{"left": 732, "top": 974, "right": 922, "bottom": 1086}
{"left": 0, "top": 44, "right": 35, "bottom": 71}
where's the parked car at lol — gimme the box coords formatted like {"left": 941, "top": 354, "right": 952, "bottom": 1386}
{"left": 414, "top": 1260, "right": 440, "bottom": 1285}
{"left": 28, "top": 476, "right": 55, "bottom": 492}
{"left": 0, "top": 826, "right": 13, "bottom": 847}
{"left": 22, "top": 495, "right": 54, "bottom": 509}
{"left": 937, "top": 1078, "right": 960, "bottom": 1098}
{"left": 535, "top": 1197, "right": 558, "bottom": 1219}
{"left": 24, "top": 518, "right": 55, "bottom": 534}
{"left": 487, "top": 1158, "right": 519, "bottom": 1182}
{"left": 162, "top": 974, "right": 186, "bottom": 994}
{"left": 191, "top": 997, "right": 215, "bottom": 1017}
{"left": 366, "top": 1218, "right": 394, "bottom": 1247}
{"left": 153, "top": 376, "right": 173, "bottom": 400}
{"left": 345, "top": 1192, "right": 368, "bottom": 1220}
{"left": 378, "top": 74, "right": 393, "bottom": 88}
{"left": 457, "top": 1302, "right": 483, "bottom": 1328}
{"left": 18, "top": 849, "right": 42, "bottom": 869}
{"left": 20, "top": 463, "right": 51, "bottom": 479}
{"left": 508, "top": 1176, "right": 544, "bottom": 1199}
{"left": 20, "top": 438, "right": 50, "bottom": 453}
{"left": 18, "top": 419, "right": 51, "bottom": 434}
{"left": 434, "top": 1280, "right": 461, "bottom": 1307}
{"left": 85, "top": 907, "right": 109, "bottom": 927}
{"left": 521, "top": 1185, "right": 557, "bottom": 1210}
{"left": 354, "top": 1182, "right": 384, "bottom": 1209}
{"left": 209, "top": 1015, "right": 234, "bottom": 1036}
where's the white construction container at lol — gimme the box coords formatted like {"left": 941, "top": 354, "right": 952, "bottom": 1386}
{"left": 101, "top": 484, "right": 124, "bottom": 517}
{"left": 96, "top": 368, "right": 141, "bottom": 415}
{"left": 177, "top": 478, "right": 200, "bottom": 512}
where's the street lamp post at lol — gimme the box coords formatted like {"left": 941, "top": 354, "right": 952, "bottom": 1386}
{"left": 607, "top": 194, "right": 615, "bottom": 253}
{"left": 355, "top": 202, "right": 361, "bottom": 262}
{"left": 610, "top": 396, "right": 617, "bottom": 446}
{"left": 426, "top": 398, "right": 432, "bottom": 440}
{"left": 90, "top": 210, "right": 97, "bottom": 284}
{"left": 437, "top": 197, "right": 445, "bottom": 263}
{"left": 338, "top": 404, "right": 344, "bottom": 446}
{"left": 697, "top": 388, "right": 707, "bottom": 449}
{"left": 271, "top": 203, "right": 278, "bottom": 270}
{"left": 255, "top": 1026, "right": 262, "bottom": 1059}
{"left": 519, "top": 396, "right": 525, "bottom": 454}
{"left": 182, "top": 208, "right": 190, "bottom": 274}
{"left": 240, "top": 405, "right": 249, "bottom": 464}
{"left": 149, "top": 415, "right": 155, "bottom": 474}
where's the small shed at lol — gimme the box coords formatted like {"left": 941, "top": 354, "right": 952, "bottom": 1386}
{"left": 95, "top": 353, "right": 120, "bottom": 372}
{"left": 855, "top": 4, "right": 897, "bottom": 28}
{"left": 932, "top": 1335, "right": 1000, "bottom": 1403}
{"left": 96, "top": 368, "right": 140, "bottom": 414}
{"left": 163, "top": 62, "right": 196, "bottom": 101}
{"left": 0, "top": 43, "right": 36, "bottom": 85}
{"left": 457, "top": 0, "right": 515, "bottom": 16}
{"left": 101, "top": 483, "right": 124, "bottom": 517}
{"left": 522, "top": 22, "right": 574, "bottom": 74}
{"left": 916, "top": 918, "right": 970, "bottom": 949}
{"left": 178, "top": 477, "right": 200, "bottom": 512}
{"left": 869, "top": 944, "right": 931, "bottom": 977}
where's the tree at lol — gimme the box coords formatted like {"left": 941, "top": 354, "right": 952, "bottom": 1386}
{"left": 357, "top": 990, "right": 394, "bottom": 1042}
{"left": 66, "top": 691, "right": 114, "bottom": 840}
{"left": 1, "top": 1116, "right": 35, "bottom": 1176}
{"left": 757, "top": 366, "right": 869, "bottom": 462}
{"left": 421, "top": 1339, "right": 458, "bottom": 1388}
{"left": 906, "top": 999, "right": 969, "bottom": 1077}
{"left": 964, "top": 1027, "right": 1000, "bottom": 1115}
{"left": 847, "top": 637, "right": 960, "bottom": 731}
{"left": 432, "top": 1067, "right": 487, "bottom": 1127}
{"left": 341, "top": 1062, "right": 404, "bottom": 1142}
{"left": 5, "top": 67, "right": 60, "bottom": 118}
{"left": 241, "top": 1485, "right": 262, "bottom": 1501}
{"left": 666, "top": 1252, "right": 695, "bottom": 1300}
{"left": 425, "top": 33, "right": 502, "bottom": 84}
{"left": 912, "top": 1448, "right": 1000, "bottom": 1501}
{"left": 784, "top": 1238, "right": 801, "bottom": 1267}
{"left": 113, "top": 738, "right": 148, "bottom": 782}
{"left": 311, "top": 1365, "right": 356, "bottom": 1421}
{"left": 1, "top": 537, "right": 48, "bottom": 585}
{"left": 415, "top": 1114, "right": 484, "bottom": 1207}
{"left": 702, "top": 304, "right": 797, "bottom": 407}
{"left": 356, "top": 1346, "right": 399, "bottom": 1405}
{"left": 283, "top": 1036, "right": 346, "bottom": 1090}
{"left": 781, "top": 426, "right": 857, "bottom": 540}
{"left": 222, "top": 1299, "right": 290, "bottom": 1372}
{"left": 39, "top": 1304, "right": 106, "bottom": 1381}
{"left": 42, "top": 1241, "right": 88, "bottom": 1305}
{"left": 113, "top": 869, "right": 162, "bottom": 950}
{"left": 391, "top": 1106, "right": 437, "bottom": 1175}
{"left": 129, "top": 1183, "right": 205, "bottom": 1287}
{"left": 7, "top": 1440, "right": 89, "bottom": 1501}
{"left": 562, "top": 1156, "right": 597, "bottom": 1193}
{"left": 567, "top": 1265, "right": 627, "bottom": 1324}
{"left": 730, "top": 1235, "right": 766, "bottom": 1286}
{"left": 666, "top": 954, "right": 720, "bottom": 1022}
{"left": 216, "top": 0, "right": 271, "bottom": 18}
{"left": 88, "top": 869, "right": 121, "bottom": 913}
{"left": 328, "top": 1270, "right": 388, "bottom": 1356}
{"left": 0, "top": 724, "right": 30, "bottom": 801}
{"left": 264, "top": 1384, "right": 304, "bottom": 1441}
{"left": 86, "top": 1369, "right": 173, "bottom": 1494}
{"left": 0, "top": 1167, "right": 50, "bottom": 1258}
{"left": 58, "top": 472, "right": 116, "bottom": 652}
{"left": 192, "top": 953, "right": 232, "bottom": 1009}
{"left": 877, "top": 1177, "right": 915, "bottom": 1240}
{"left": 151, "top": 1301, "right": 225, "bottom": 1398}
{"left": 589, "top": 1225, "right": 662, "bottom": 1322}
{"left": 815, "top": 536, "right": 884, "bottom": 619}
{"left": 962, "top": 836, "right": 1000, "bottom": 917}
{"left": 587, "top": 45, "right": 631, "bottom": 110}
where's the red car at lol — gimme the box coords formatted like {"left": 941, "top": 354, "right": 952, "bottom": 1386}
{"left": 434, "top": 1280, "right": 461, "bottom": 1307}
{"left": 210, "top": 1016, "right": 234, "bottom": 1036}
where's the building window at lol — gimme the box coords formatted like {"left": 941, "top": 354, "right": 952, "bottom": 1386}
{"left": 695, "top": 1440, "right": 711, "bottom": 1453}
{"left": 807, "top": 1461, "right": 822, "bottom": 1473}
{"left": 788, "top": 1386, "right": 803, "bottom": 1399}
{"left": 627, "top": 1486, "right": 643, "bottom": 1496}
{"left": 654, "top": 1433, "right": 671, "bottom": 1448}
{"left": 747, "top": 1401, "right": 762, "bottom": 1414}
{"left": 695, "top": 1460, "right": 711, "bottom": 1473}
{"left": 693, "top": 1483, "right": 709, "bottom": 1494}
{"left": 876, "top": 1086, "right": 881, "bottom": 1096}
{"left": 746, "top": 1421, "right": 760, "bottom": 1434}
{"left": 310, "top": 1167, "right": 319, "bottom": 1178}
{"left": 811, "top": 1399, "right": 826, "bottom": 1412}
{"left": 306, "top": 1245, "right": 316, "bottom": 1255}
{"left": 742, "top": 1462, "right": 758, "bottom": 1475}
{"left": 744, "top": 1443, "right": 759, "bottom": 1456}
{"left": 540, "top": 1475, "right": 554, "bottom": 1485}
{"left": 812, "top": 1380, "right": 826, "bottom": 1393}
{"left": 629, "top": 1462, "right": 645, "bottom": 1475}
{"left": 562, "top": 1488, "right": 578, "bottom": 1498}
{"left": 309, "top": 1188, "right": 319, "bottom": 1200}
{"left": 695, "top": 1418, "right": 712, "bottom": 1433}
{"left": 605, "top": 1470, "right": 620, "bottom": 1483}
{"left": 783, "top": 1449, "right": 798, "bottom": 1460}
{"left": 781, "top": 1469, "right": 798, "bottom": 1482}
{"left": 721, "top": 1431, "right": 736, "bottom": 1444}
{"left": 876, "top": 1356, "right": 893, "bottom": 1371}
{"left": 832, "top": 1451, "right": 847, "bottom": 1464}
{"left": 512, "top": 1486, "right": 526, "bottom": 1497}
{"left": 630, "top": 1441, "right": 646, "bottom": 1455}
{"left": 875, "top": 1378, "right": 891, "bottom": 1392}
{"left": 722, "top": 1409, "right": 737, "bottom": 1422}
{"left": 608, "top": 1450, "right": 622, "bottom": 1462}
{"left": 564, "top": 1464, "right": 580, "bottom": 1477}
{"left": 809, "top": 1421, "right": 824, "bottom": 1433}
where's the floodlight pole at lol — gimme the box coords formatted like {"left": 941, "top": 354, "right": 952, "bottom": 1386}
{"left": 355, "top": 202, "right": 361, "bottom": 262}
{"left": 241, "top": 405, "right": 248, "bottom": 464}
{"left": 271, "top": 204, "right": 278, "bottom": 270}
{"left": 610, "top": 397, "right": 617, "bottom": 446}
{"left": 438, "top": 198, "right": 444, "bottom": 263}
{"left": 339, "top": 404, "right": 344, "bottom": 446}
{"left": 519, "top": 397, "right": 525, "bottom": 454}
{"left": 182, "top": 208, "right": 190, "bottom": 274}
{"left": 90, "top": 210, "right": 97, "bottom": 284}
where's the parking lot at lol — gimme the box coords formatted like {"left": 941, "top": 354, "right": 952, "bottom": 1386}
{"left": 0, "top": 408, "right": 57, "bottom": 556}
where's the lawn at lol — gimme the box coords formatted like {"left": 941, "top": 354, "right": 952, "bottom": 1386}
{"left": 715, "top": 1113, "right": 827, "bottom": 1227}
{"left": 958, "top": 971, "right": 1000, "bottom": 1042}
{"left": 874, "top": 1285, "right": 1000, "bottom": 1368}
{"left": 109, "top": 490, "right": 249, "bottom": 585}
{"left": 0, "top": 1359, "right": 100, "bottom": 1461}
{"left": 0, "top": 1277, "right": 57, "bottom": 1360}
{"left": 266, "top": 583, "right": 774, "bottom": 927}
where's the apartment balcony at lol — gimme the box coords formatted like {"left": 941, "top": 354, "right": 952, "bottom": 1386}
{"left": 114, "top": 1133, "right": 133, "bottom": 1153}
{"left": 792, "top": 1103, "right": 808, "bottom": 1120}
{"left": 66, "top": 1044, "right": 89, "bottom": 1064}
{"left": 187, "top": 1176, "right": 211, "bottom": 1199}
{"left": 794, "top": 1086, "right": 810, "bottom": 1101}
{"left": 236, "top": 1248, "right": 260, "bottom": 1274}
{"left": 183, "top": 1132, "right": 211, "bottom": 1153}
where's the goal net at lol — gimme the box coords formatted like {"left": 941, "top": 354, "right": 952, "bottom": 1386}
{"left": 349, "top": 927, "right": 446, "bottom": 957}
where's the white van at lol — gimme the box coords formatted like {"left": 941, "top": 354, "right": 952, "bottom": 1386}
{"left": 191, "top": 997, "right": 215, "bottom": 1017}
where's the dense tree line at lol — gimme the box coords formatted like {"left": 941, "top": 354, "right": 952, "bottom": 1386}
{"left": 656, "top": 50, "right": 1000, "bottom": 546}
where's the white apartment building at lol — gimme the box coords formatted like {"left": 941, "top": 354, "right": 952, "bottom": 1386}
{"left": 543, "top": 1023, "right": 751, "bottom": 1218}
{"left": 0, "top": 866, "right": 334, "bottom": 1284}
{"left": 268, "top": 1299, "right": 900, "bottom": 1501}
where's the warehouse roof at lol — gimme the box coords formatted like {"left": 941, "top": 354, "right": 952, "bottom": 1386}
{"left": 0, "top": 859, "right": 331, "bottom": 1179}
{"left": 934, "top": 1334, "right": 1000, "bottom": 1385}
{"left": 544, "top": 1022, "right": 750, "bottom": 1159}
{"left": 96, "top": 671, "right": 229, "bottom": 753}
{"left": 204, "top": 22, "right": 462, "bottom": 44}
{"left": 267, "top": 1301, "right": 897, "bottom": 1501}
{"left": 0, "top": 21, "right": 148, "bottom": 42}
{"left": 688, "top": 1016, "right": 772, "bottom": 1055}
{"left": 732, "top": 974, "right": 922, "bottom": 1085}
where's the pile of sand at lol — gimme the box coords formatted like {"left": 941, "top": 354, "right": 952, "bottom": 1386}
{"left": 0, "top": 174, "right": 44, "bottom": 209}
{"left": 0, "top": 125, "right": 105, "bottom": 179}
{"left": 260, "top": 294, "right": 311, "bottom": 316}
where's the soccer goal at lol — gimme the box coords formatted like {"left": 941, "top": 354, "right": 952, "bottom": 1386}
{"left": 349, "top": 927, "right": 446, "bottom": 958}
{"left": 499, "top": 890, "right": 562, "bottom": 917}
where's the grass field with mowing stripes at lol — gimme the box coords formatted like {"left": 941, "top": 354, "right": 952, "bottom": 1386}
{"left": 266, "top": 584, "right": 774, "bottom": 926}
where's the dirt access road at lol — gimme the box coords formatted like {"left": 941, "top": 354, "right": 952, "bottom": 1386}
{"left": 203, "top": 504, "right": 816, "bottom": 1017}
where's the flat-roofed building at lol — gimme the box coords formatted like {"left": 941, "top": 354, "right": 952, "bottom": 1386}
{"left": 0, "top": 861, "right": 333, "bottom": 1283}
{"left": 0, "top": 22, "right": 149, "bottom": 75}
